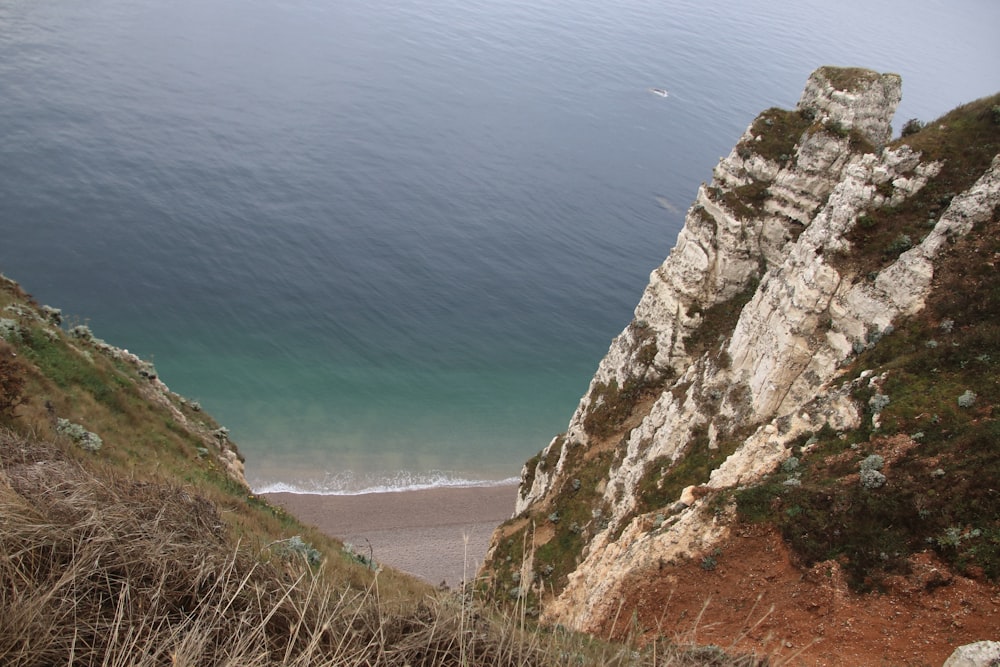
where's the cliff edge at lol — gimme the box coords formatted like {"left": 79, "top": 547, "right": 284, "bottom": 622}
{"left": 481, "top": 66, "right": 1000, "bottom": 664}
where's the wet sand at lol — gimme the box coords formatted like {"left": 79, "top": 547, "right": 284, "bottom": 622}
{"left": 265, "top": 484, "right": 518, "bottom": 587}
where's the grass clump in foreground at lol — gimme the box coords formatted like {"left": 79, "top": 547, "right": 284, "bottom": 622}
{"left": 0, "top": 429, "right": 768, "bottom": 666}
{"left": 0, "top": 430, "right": 529, "bottom": 665}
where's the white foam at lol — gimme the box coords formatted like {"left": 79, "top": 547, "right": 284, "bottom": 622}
{"left": 252, "top": 471, "right": 519, "bottom": 496}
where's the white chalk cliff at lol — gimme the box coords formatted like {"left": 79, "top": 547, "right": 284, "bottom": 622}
{"left": 484, "top": 66, "right": 1000, "bottom": 633}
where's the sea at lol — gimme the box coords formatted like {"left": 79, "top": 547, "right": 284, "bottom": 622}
{"left": 1, "top": 0, "right": 997, "bottom": 494}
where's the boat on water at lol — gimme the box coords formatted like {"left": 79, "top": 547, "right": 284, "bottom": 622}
{"left": 649, "top": 87, "right": 669, "bottom": 98}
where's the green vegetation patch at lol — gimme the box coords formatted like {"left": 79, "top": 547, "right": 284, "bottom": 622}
{"left": 684, "top": 276, "right": 760, "bottom": 361}
{"left": 814, "top": 66, "right": 888, "bottom": 93}
{"left": 481, "top": 522, "right": 532, "bottom": 604}
{"left": 851, "top": 208, "right": 1000, "bottom": 447}
{"left": 533, "top": 446, "right": 614, "bottom": 586}
{"left": 583, "top": 322, "right": 667, "bottom": 440}
{"left": 484, "top": 443, "right": 616, "bottom": 608}
{"left": 737, "top": 417, "right": 1000, "bottom": 590}
{"left": 736, "top": 107, "right": 814, "bottom": 166}
{"left": 737, "top": 181, "right": 1000, "bottom": 590}
{"left": 717, "top": 180, "right": 771, "bottom": 221}
{"left": 834, "top": 93, "right": 1000, "bottom": 279}
{"left": 584, "top": 378, "right": 653, "bottom": 439}
{"left": 20, "top": 325, "right": 129, "bottom": 413}
{"left": 635, "top": 427, "right": 745, "bottom": 520}
{"left": 812, "top": 120, "right": 878, "bottom": 155}
{"left": 0, "top": 340, "right": 28, "bottom": 422}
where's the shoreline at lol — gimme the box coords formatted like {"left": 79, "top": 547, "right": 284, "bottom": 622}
{"left": 265, "top": 483, "right": 519, "bottom": 587}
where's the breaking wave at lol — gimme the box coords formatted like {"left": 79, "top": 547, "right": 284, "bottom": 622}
{"left": 253, "top": 471, "right": 520, "bottom": 496}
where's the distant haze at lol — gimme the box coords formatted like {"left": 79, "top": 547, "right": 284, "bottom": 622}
{"left": 1, "top": 0, "right": 997, "bottom": 492}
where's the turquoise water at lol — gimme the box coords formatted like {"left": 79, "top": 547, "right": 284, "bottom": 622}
{"left": 1, "top": 0, "right": 997, "bottom": 493}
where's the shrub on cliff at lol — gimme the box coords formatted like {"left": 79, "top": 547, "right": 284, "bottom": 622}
{"left": 55, "top": 417, "right": 103, "bottom": 452}
{"left": 0, "top": 342, "right": 27, "bottom": 420}
{"left": 901, "top": 118, "right": 924, "bottom": 136}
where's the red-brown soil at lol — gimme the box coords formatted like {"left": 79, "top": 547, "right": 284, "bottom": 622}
{"left": 607, "top": 524, "right": 1000, "bottom": 666}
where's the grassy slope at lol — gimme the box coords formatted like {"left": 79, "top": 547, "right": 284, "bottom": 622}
{"left": 0, "top": 277, "right": 439, "bottom": 663}
{"left": 0, "top": 276, "right": 395, "bottom": 587}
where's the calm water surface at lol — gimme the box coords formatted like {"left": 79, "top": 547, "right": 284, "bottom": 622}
{"left": 1, "top": 0, "right": 997, "bottom": 492}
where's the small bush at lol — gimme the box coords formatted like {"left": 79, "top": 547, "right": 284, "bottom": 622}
{"left": 857, "top": 213, "right": 876, "bottom": 229}
{"left": 0, "top": 318, "right": 22, "bottom": 342}
{"left": 0, "top": 343, "right": 28, "bottom": 419}
{"left": 860, "top": 454, "right": 885, "bottom": 471}
{"left": 276, "top": 535, "right": 322, "bottom": 567}
{"left": 341, "top": 542, "right": 378, "bottom": 571}
{"left": 858, "top": 455, "right": 886, "bottom": 489}
{"left": 869, "top": 393, "right": 891, "bottom": 414}
{"left": 936, "top": 526, "right": 964, "bottom": 548}
{"left": 958, "top": 390, "right": 977, "bottom": 408}
{"left": 826, "top": 120, "right": 850, "bottom": 138}
{"left": 69, "top": 324, "right": 94, "bottom": 341}
{"left": 859, "top": 468, "right": 887, "bottom": 489}
{"left": 901, "top": 118, "right": 924, "bottom": 137}
{"left": 39, "top": 305, "right": 62, "bottom": 325}
{"left": 55, "top": 417, "right": 103, "bottom": 452}
{"left": 886, "top": 233, "right": 913, "bottom": 257}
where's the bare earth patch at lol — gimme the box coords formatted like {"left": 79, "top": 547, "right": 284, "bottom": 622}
{"left": 608, "top": 525, "right": 1000, "bottom": 666}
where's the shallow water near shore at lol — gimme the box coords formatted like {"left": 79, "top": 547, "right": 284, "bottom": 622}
{"left": 1, "top": 0, "right": 997, "bottom": 493}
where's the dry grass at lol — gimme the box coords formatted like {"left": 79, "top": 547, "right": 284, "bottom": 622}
{"left": 0, "top": 430, "right": 540, "bottom": 666}
{"left": 0, "top": 429, "right": 764, "bottom": 666}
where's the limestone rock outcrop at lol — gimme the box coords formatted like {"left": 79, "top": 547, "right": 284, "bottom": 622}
{"left": 943, "top": 641, "right": 1000, "bottom": 667}
{"left": 484, "top": 66, "right": 1000, "bottom": 636}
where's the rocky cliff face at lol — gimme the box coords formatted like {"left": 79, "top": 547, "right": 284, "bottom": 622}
{"left": 481, "top": 66, "right": 1000, "bottom": 655}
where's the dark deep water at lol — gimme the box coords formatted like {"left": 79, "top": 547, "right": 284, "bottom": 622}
{"left": 1, "top": 0, "right": 997, "bottom": 492}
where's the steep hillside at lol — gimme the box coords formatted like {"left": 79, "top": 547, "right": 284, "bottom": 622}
{"left": 481, "top": 67, "right": 1000, "bottom": 665}
{"left": 0, "top": 275, "right": 438, "bottom": 662}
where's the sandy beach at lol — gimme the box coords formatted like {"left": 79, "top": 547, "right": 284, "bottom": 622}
{"left": 266, "top": 484, "right": 518, "bottom": 588}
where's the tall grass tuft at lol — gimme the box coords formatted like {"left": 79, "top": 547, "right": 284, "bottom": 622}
{"left": 0, "top": 429, "right": 766, "bottom": 666}
{"left": 0, "top": 429, "right": 521, "bottom": 666}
